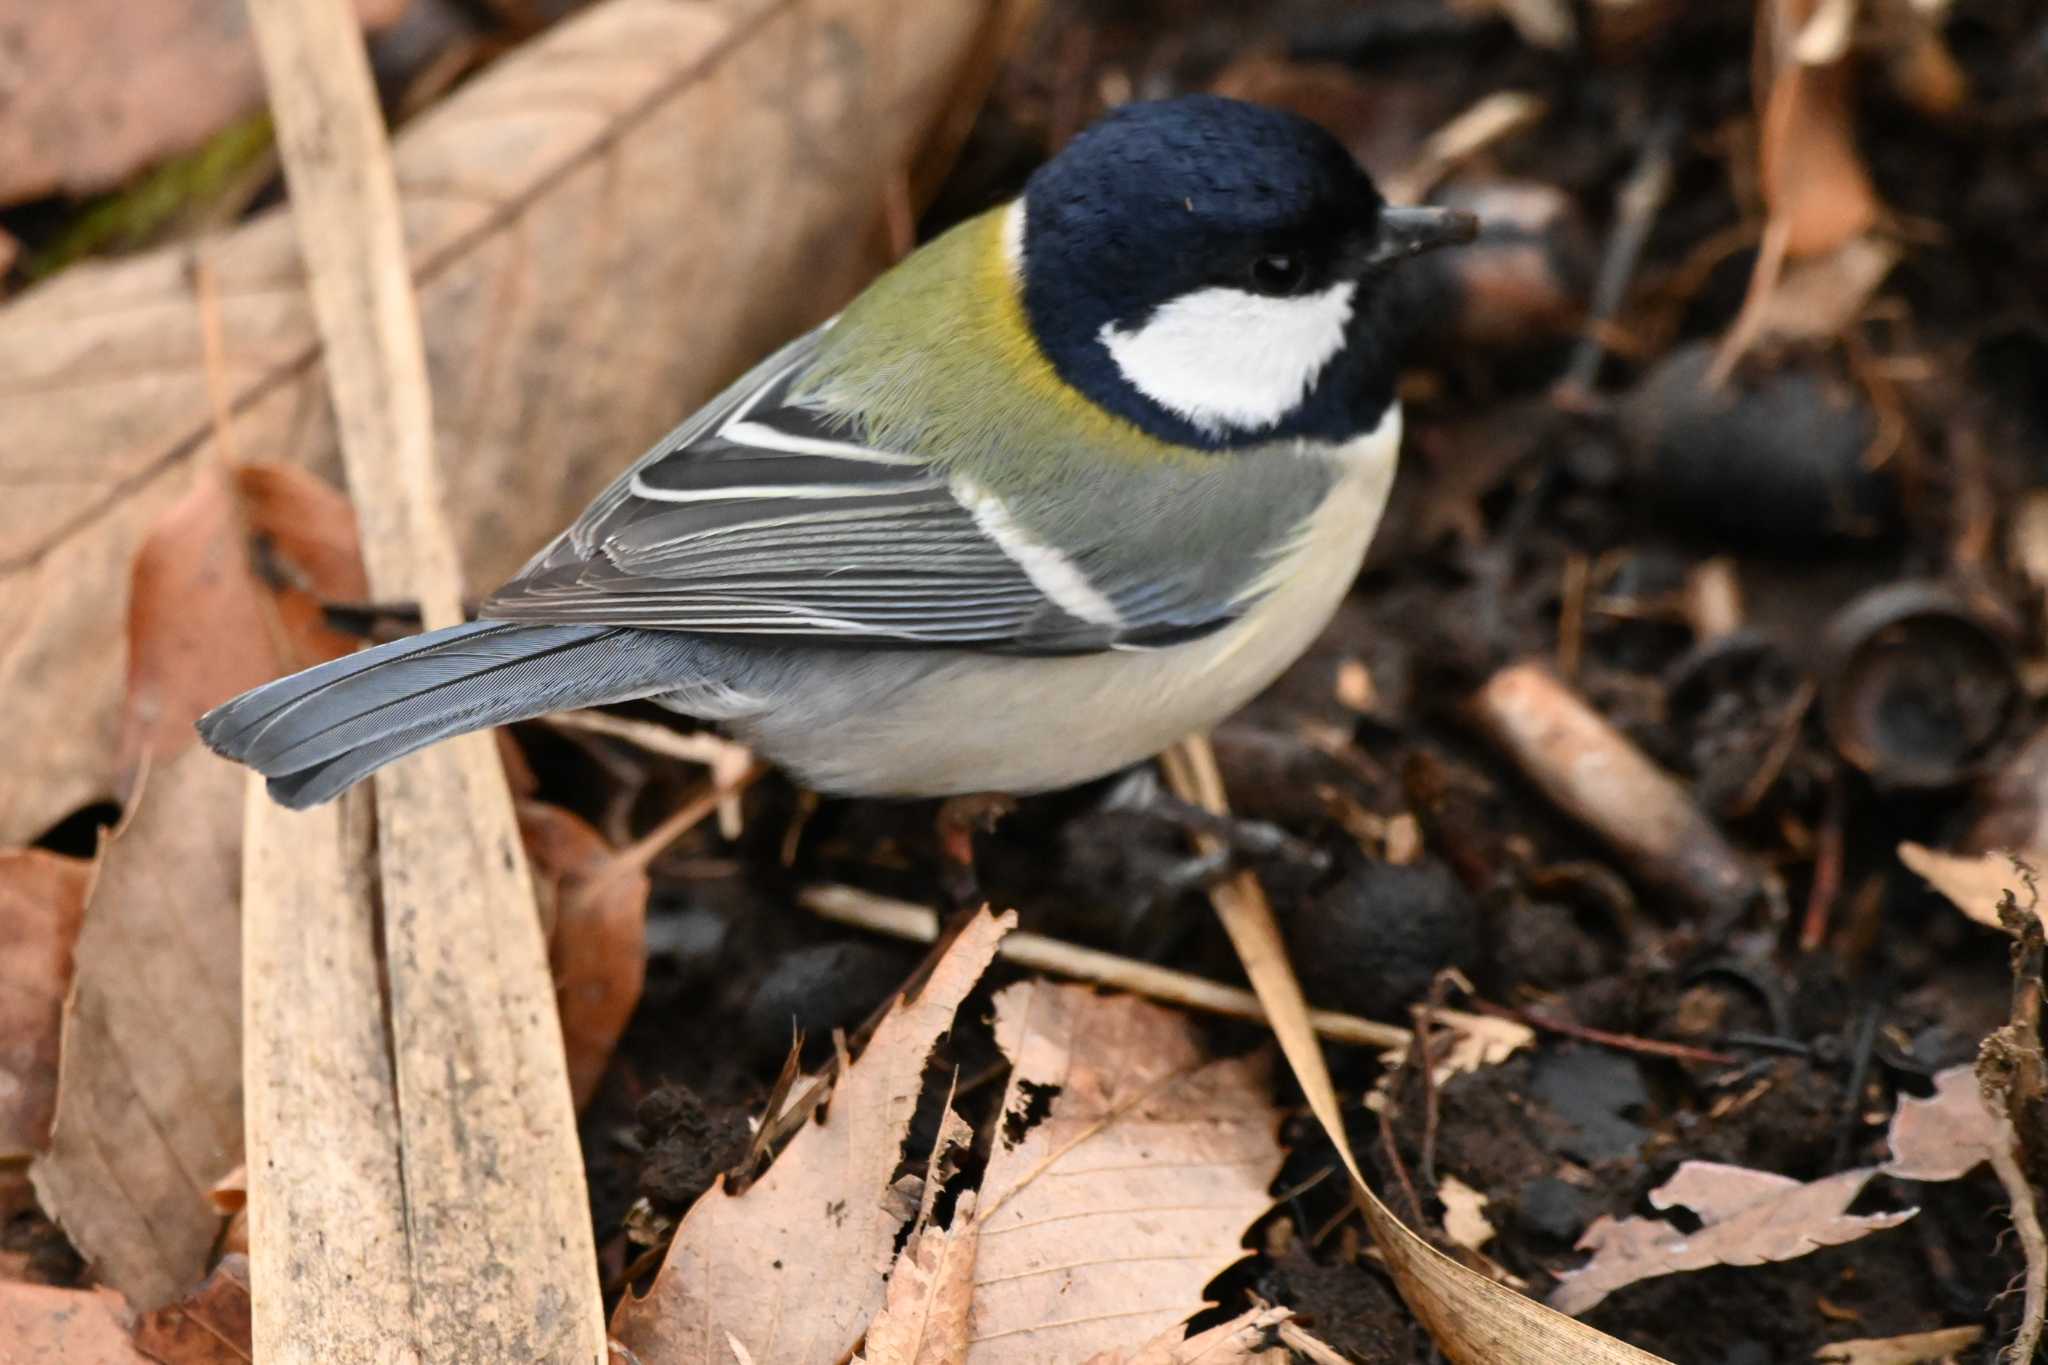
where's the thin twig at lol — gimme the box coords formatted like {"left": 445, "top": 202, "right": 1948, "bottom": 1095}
{"left": 1555, "top": 111, "right": 1681, "bottom": 405}
{"left": 800, "top": 883, "right": 1415, "bottom": 1049}
{"left": 547, "top": 710, "right": 755, "bottom": 839}
{"left": 1469, "top": 999, "right": 1737, "bottom": 1066}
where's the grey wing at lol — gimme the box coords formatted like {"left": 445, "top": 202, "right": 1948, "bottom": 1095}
{"left": 485, "top": 326, "right": 1286, "bottom": 653}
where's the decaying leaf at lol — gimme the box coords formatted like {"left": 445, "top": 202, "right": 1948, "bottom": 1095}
{"left": 1882, "top": 1064, "right": 1998, "bottom": 1183}
{"left": 118, "top": 462, "right": 367, "bottom": 775}
{"left": 1756, "top": 0, "right": 1880, "bottom": 259}
{"left": 30, "top": 749, "right": 244, "bottom": 1310}
{"left": 1439, "top": 1175, "right": 1497, "bottom": 1252}
{"left": 612, "top": 909, "right": 1014, "bottom": 1363}
{"left": 133, "top": 1253, "right": 254, "bottom": 1364}
{"left": 0, "top": 1281, "right": 146, "bottom": 1364}
{"left": 1370, "top": 1008, "right": 1534, "bottom": 1114}
{"left": 0, "top": 0, "right": 403, "bottom": 205}
{"left": 1899, "top": 843, "right": 2048, "bottom": 936}
{"left": 1548, "top": 1162, "right": 1915, "bottom": 1315}
{"left": 517, "top": 801, "right": 649, "bottom": 1110}
{"left": 0, "top": 850, "right": 91, "bottom": 1215}
{"left": 0, "top": 0, "right": 1000, "bottom": 846}
{"left": 856, "top": 1195, "right": 982, "bottom": 1365}
{"left": 1079, "top": 1306, "right": 1294, "bottom": 1364}
{"left": 1750, "top": 234, "right": 1901, "bottom": 344}
{"left": 965, "top": 981, "right": 1285, "bottom": 1361}
{"left": 1812, "top": 1324, "right": 1984, "bottom": 1364}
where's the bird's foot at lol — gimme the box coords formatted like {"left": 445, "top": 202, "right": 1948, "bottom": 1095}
{"left": 1103, "top": 768, "right": 1330, "bottom": 880}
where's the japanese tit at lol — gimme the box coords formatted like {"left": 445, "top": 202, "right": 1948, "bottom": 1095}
{"left": 200, "top": 94, "right": 1475, "bottom": 806}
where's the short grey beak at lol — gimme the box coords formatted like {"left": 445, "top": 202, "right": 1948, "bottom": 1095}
{"left": 1365, "top": 205, "right": 1480, "bottom": 268}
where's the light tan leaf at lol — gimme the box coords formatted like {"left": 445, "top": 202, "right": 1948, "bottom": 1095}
{"left": 0, "top": 0, "right": 403, "bottom": 204}
{"left": 1439, "top": 1175, "right": 1496, "bottom": 1251}
{"left": 0, "top": 0, "right": 1002, "bottom": 846}
{"left": 1080, "top": 1306, "right": 1294, "bottom": 1364}
{"left": 1899, "top": 843, "right": 2048, "bottom": 936}
{"left": 133, "top": 1252, "right": 254, "bottom": 1364}
{"left": 612, "top": 909, "right": 1016, "bottom": 1364}
{"left": 1881, "top": 1064, "right": 1998, "bottom": 1183}
{"left": 1750, "top": 234, "right": 1900, "bottom": 344}
{"left": 1813, "top": 1325, "right": 1984, "bottom": 1363}
{"left": 30, "top": 748, "right": 244, "bottom": 1310}
{"left": 1548, "top": 1162, "right": 1915, "bottom": 1315}
{"left": 856, "top": 1194, "right": 982, "bottom": 1365}
{"left": 518, "top": 801, "right": 649, "bottom": 1110}
{"left": 1379, "top": 1009, "right": 1535, "bottom": 1090}
{"left": 0, "top": 850, "right": 91, "bottom": 1216}
{"left": 965, "top": 982, "right": 1284, "bottom": 1362}
{"left": 0, "top": 1281, "right": 146, "bottom": 1364}
{"left": 118, "top": 462, "right": 367, "bottom": 774}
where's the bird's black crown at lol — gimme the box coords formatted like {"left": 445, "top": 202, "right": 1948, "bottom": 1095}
{"left": 1019, "top": 95, "right": 1425, "bottom": 449}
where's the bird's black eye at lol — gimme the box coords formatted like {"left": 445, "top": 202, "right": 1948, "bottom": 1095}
{"left": 1247, "top": 251, "right": 1308, "bottom": 295}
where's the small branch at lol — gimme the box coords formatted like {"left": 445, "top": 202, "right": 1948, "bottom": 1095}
{"left": 1469, "top": 999, "right": 1737, "bottom": 1067}
{"left": 800, "top": 883, "right": 1415, "bottom": 1050}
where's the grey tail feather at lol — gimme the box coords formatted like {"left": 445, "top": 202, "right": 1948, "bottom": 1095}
{"left": 197, "top": 620, "right": 710, "bottom": 809}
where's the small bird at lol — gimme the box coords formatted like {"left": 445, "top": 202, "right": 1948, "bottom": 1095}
{"left": 200, "top": 95, "right": 1474, "bottom": 810}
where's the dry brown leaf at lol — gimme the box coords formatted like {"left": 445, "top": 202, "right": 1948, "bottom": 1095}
{"left": 1812, "top": 1324, "right": 1984, "bottom": 1364}
{"left": 965, "top": 981, "right": 1284, "bottom": 1362}
{"left": 1899, "top": 843, "right": 2048, "bottom": 936}
{"left": 1881, "top": 1064, "right": 1998, "bottom": 1182}
{"left": 133, "top": 1252, "right": 254, "bottom": 1364}
{"left": 1757, "top": 0, "right": 1880, "bottom": 258}
{"left": 1080, "top": 1306, "right": 1294, "bottom": 1364}
{"left": 612, "top": 909, "right": 1015, "bottom": 1364}
{"left": 1379, "top": 1009, "right": 1535, "bottom": 1090}
{"left": 0, "top": 0, "right": 1001, "bottom": 846}
{"left": 856, "top": 1195, "right": 983, "bottom": 1365}
{"left": 518, "top": 801, "right": 649, "bottom": 1109}
{"left": 0, "top": 1281, "right": 146, "bottom": 1363}
{"left": 1750, "top": 234, "right": 1900, "bottom": 344}
{"left": 29, "top": 748, "right": 243, "bottom": 1310}
{"left": 1548, "top": 1162, "right": 1915, "bottom": 1315}
{"left": 119, "top": 462, "right": 367, "bottom": 775}
{"left": 0, "top": 850, "right": 91, "bottom": 1215}
{"left": 0, "top": 0, "right": 402, "bottom": 204}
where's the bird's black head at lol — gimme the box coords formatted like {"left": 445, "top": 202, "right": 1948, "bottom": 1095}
{"left": 1016, "top": 94, "right": 1473, "bottom": 449}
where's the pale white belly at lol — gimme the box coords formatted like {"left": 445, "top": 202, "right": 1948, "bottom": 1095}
{"left": 737, "top": 431, "right": 1398, "bottom": 798}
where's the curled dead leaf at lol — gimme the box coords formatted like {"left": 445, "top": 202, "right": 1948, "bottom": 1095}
{"left": 1757, "top": 0, "right": 1881, "bottom": 259}
{"left": 517, "top": 801, "right": 650, "bottom": 1110}
{"left": 119, "top": 462, "right": 367, "bottom": 775}
{"left": 0, "top": 850, "right": 91, "bottom": 1216}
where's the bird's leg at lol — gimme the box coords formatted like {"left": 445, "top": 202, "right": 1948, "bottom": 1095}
{"left": 935, "top": 792, "right": 1018, "bottom": 910}
{"left": 1102, "top": 768, "right": 1330, "bottom": 882}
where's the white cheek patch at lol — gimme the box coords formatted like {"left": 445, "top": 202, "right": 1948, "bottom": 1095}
{"left": 1098, "top": 281, "right": 1357, "bottom": 436}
